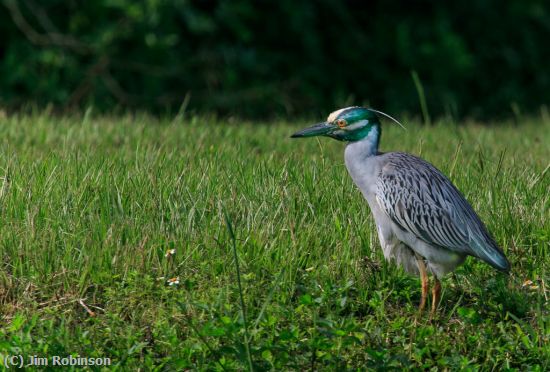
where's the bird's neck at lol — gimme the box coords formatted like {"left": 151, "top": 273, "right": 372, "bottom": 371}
{"left": 345, "top": 123, "right": 380, "bottom": 159}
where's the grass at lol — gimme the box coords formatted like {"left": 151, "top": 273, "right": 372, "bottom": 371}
{"left": 0, "top": 111, "right": 548, "bottom": 370}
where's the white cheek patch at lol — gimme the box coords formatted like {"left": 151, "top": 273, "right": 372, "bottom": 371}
{"left": 344, "top": 120, "right": 368, "bottom": 131}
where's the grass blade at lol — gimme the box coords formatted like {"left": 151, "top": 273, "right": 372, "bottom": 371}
{"left": 253, "top": 267, "right": 285, "bottom": 330}
{"left": 411, "top": 70, "right": 431, "bottom": 126}
{"left": 223, "top": 209, "right": 254, "bottom": 372}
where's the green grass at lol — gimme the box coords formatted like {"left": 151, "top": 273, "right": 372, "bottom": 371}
{"left": 0, "top": 111, "right": 548, "bottom": 370}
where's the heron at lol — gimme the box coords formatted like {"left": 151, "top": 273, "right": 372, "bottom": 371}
{"left": 291, "top": 107, "right": 510, "bottom": 316}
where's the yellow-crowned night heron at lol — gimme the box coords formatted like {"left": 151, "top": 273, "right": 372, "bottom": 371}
{"left": 291, "top": 107, "right": 510, "bottom": 316}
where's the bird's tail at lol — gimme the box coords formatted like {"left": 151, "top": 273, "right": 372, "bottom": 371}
{"left": 471, "top": 236, "right": 511, "bottom": 272}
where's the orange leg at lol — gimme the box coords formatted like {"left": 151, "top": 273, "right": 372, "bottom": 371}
{"left": 415, "top": 254, "right": 429, "bottom": 313}
{"left": 430, "top": 278, "right": 442, "bottom": 319}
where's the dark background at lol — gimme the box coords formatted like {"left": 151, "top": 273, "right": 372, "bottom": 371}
{"left": 1, "top": 0, "right": 549, "bottom": 120}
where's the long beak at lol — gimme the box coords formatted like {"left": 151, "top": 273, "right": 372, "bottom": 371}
{"left": 290, "top": 122, "right": 335, "bottom": 138}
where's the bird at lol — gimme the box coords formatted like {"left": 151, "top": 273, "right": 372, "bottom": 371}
{"left": 291, "top": 106, "right": 510, "bottom": 316}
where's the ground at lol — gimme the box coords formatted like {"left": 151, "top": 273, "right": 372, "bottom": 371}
{"left": 0, "top": 111, "right": 548, "bottom": 370}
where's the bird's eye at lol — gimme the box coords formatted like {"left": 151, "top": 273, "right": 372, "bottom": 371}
{"left": 337, "top": 119, "right": 347, "bottom": 128}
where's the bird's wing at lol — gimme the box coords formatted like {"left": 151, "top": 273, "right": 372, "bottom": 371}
{"left": 375, "top": 152, "right": 510, "bottom": 271}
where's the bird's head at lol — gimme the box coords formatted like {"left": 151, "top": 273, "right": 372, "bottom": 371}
{"left": 291, "top": 106, "right": 404, "bottom": 142}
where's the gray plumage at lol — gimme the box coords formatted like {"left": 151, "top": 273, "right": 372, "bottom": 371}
{"left": 376, "top": 152, "right": 509, "bottom": 272}
{"left": 344, "top": 129, "right": 510, "bottom": 278}
{"left": 291, "top": 106, "right": 510, "bottom": 313}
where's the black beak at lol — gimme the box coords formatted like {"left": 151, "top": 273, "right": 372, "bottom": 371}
{"left": 290, "top": 122, "right": 335, "bottom": 138}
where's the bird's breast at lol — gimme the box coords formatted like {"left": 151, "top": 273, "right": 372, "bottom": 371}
{"left": 344, "top": 150, "right": 381, "bottom": 200}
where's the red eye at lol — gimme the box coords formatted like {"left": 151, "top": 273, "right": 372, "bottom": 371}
{"left": 337, "top": 119, "right": 346, "bottom": 128}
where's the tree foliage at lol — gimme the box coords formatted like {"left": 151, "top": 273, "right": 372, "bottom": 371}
{"left": 1, "top": 0, "right": 549, "bottom": 118}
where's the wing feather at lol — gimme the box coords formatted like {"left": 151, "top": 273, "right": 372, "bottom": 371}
{"left": 375, "top": 152, "right": 510, "bottom": 271}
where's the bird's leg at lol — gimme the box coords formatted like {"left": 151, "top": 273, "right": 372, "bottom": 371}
{"left": 430, "top": 278, "right": 442, "bottom": 319}
{"left": 415, "top": 254, "right": 428, "bottom": 314}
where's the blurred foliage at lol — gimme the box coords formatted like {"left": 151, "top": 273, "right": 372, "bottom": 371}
{"left": 0, "top": 0, "right": 549, "bottom": 119}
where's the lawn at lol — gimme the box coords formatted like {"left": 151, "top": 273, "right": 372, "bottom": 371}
{"left": 0, "top": 111, "right": 548, "bottom": 370}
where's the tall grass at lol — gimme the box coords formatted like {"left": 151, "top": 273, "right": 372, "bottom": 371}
{"left": 411, "top": 70, "right": 432, "bottom": 126}
{"left": 0, "top": 112, "right": 548, "bottom": 369}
